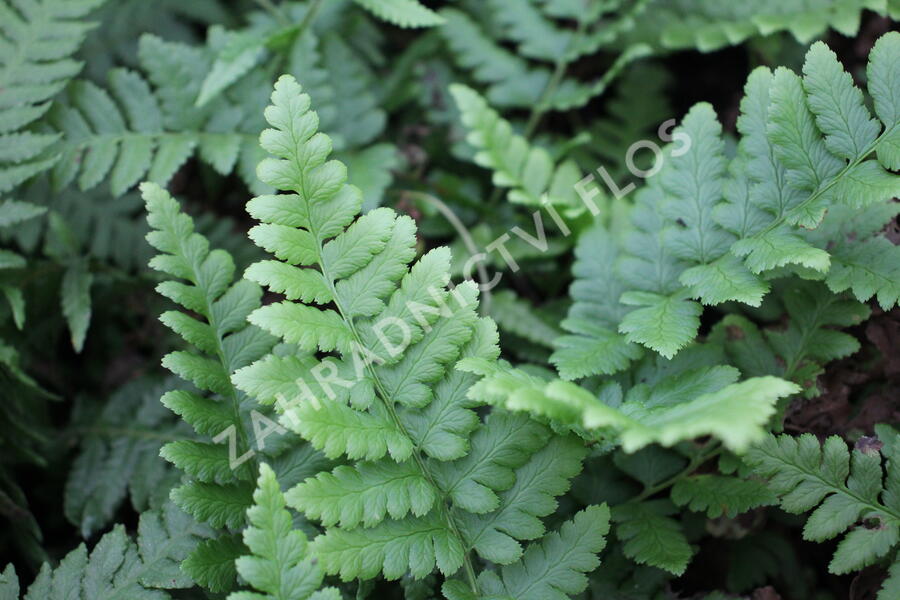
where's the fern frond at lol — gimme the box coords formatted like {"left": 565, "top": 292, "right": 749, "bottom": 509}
{"left": 711, "top": 280, "right": 869, "bottom": 397}
{"left": 488, "top": 290, "right": 562, "bottom": 350}
{"left": 144, "top": 182, "right": 277, "bottom": 592}
{"left": 352, "top": 0, "right": 444, "bottom": 28}
{"left": 319, "top": 35, "right": 386, "bottom": 149}
{"left": 0, "top": 200, "right": 44, "bottom": 325}
{"left": 456, "top": 505, "right": 611, "bottom": 600}
{"left": 2, "top": 502, "right": 210, "bottom": 599}
{"left": 233, "top": 74, "right": 602, "bottom": 595}
{"left": 65, "top": 376, "right": 187, "bottom": 538}
{"left": 488, "top": 0, "right": 650, "bottom": 61}
{"left": 452, "top": 430, "right": 586, "bottom": 564}
{"left": 636, "top": 0, "right": 885, "bottom": 52}
{"left": 440, "top": 8, "right": 648, "bottom": 111}
{"left": 550, "top": 216, "right": 642, "bottom": 379}
{"left": 226, "top": 463, "right": 339, "bottom": 600}
{"left": 450, "top": 84, "right": 583, "bottom": 213}
{"left": 748, "top": 427, "right": 900, "bottom": 584}
{"left": 0, "top": 0, "right": 106, "bottom": 193}
{"left": 582, "top": 62, "right": 672, "bottom": 182}
{"left": 611, "top": 500, "right": 693, "bottom": 575}
{"left": 583, "top": 33, "right": 900, "bottom": 361}
{"left": 50, "top": 66, "right": 249, "bottom": 196}
{"left": 671, "top": 474, "right": 776, "bottom": 518}
{"left": 462, "top": 360, "right": 799, "bottom": 453}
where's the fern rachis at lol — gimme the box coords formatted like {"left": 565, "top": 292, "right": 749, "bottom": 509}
{"left": 233, "top": 74, "right": 610, "bottom": 598}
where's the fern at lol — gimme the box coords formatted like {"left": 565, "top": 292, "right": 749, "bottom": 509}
{"left": 0, "top": 502, "right": 210, "bottom": 599}
{"left": 462, "top": 359, "right": 798, "bottom": 453}
{"left": 610, "top": 500, "right": 693, "bottom": 575}
{"left": 64, "top": 376, "right": 188, "bottom": 538}
{"left": 144, "top": 182, "right": 279, "bottom": 593}
{"left": 443, "top": 505, "right": 611, "bottom": 600}
{"left": 634, "top": 0, "right": 887, "bottom": 52}
{"left": 352, "top": 0, "right": 444, "bottom": 28}
{"left": 581, "top": 62, "right": 673, "bottom": 182}
{"left": 550, "top": 207, "right": 643, "bottom": 379}
{"left": 450, "top": 84, "right": 584, "bottom": 213}
{"left": 0, "top": 200, "right": 44, "bottom": 326}
{"left": 670, "top": 474, "right": 775, "bottom": 518}
{"left": 748, "top": 426, "right": 900, "bottom": 598}
{"left": 0, "top": 0, "right": 106, "bottom": 195}
{"left": 710, "top": 280, "right": 870, "bottom": 398}
{"left": 439, "top": 5, "right": 649, "bottom": 111}
{"left": 232, "top": 74, "right": 609, "bottom": 597}
{"left": 226, "top": 463, "right": 339, "bottom": 600}
{"left": 49, "top": 50, "right": 254, "bottom": 197}
{"left": 583, "top": 32, "right": 900, "bottom": 360}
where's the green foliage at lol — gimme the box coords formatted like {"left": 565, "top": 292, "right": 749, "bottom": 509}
{"left": 0, "top": 0, "right": 106, "bottom": 195}
{"left": 352, "top": 0, "right": 444, "bottom": 28}
{"left": 710, "top": 281, "right": 870, "bottom": 397}
{"left": 144, "top": 181, "right": 277, "bottom": 592}
{"left": 462, "top": 360, "right": 798, "bottom": 453}
{"left": 611, "top": 500, "right": 693, "bottom": 575}
{"left": 450, "top": 84, "right": 584, "bottom": 213}
{"left": 634, "top": 0, "right": 887, "bottom": 52}
{"left": 1, "top": 502, "right": 210, "bottom": 599}
{"left": 748, "top": 427, "right": 900, "bottom": 597}
{"left": 65, "top": 377, "right": 187, "bottom": 538}
{"left": 567, "top": 33, "right": 900, "bottom": 362}
{"left": 2, "top": 2, "right": 899, "bottom": 600}
{"left": 439, "top": 2, "right": 650, "bottom": 111}
{"left": 231, "top": 74, "right": 610, "bottom": 597}
{"left": 227, "top": 463, "right": 339, "bottom": 600}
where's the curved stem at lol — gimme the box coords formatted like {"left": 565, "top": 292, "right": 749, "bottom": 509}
{"left": 523, "top": 16, "right": 588, "bottom": 138}
{"left": 625, "top": 442, "right": 724, "bottom": 504}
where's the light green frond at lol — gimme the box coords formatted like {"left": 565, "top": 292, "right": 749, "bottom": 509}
{"left": 226, "top": 464, "right": 336, "bottom": 600}
{"left": 144, "top": 182, "right": 277, "bottom": 592}
{"left": 236, "top": 74, "right": 595, "bottom": 592}
{"left": 463, "top": 360, "right": 798, "bottom": 453}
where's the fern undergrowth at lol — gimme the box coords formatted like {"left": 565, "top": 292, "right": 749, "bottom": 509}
{"left": 1, "top": 1, "right": 899, "bottom": 599}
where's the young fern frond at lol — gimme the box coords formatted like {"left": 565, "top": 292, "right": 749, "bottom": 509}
{"left": 0, "top": 502, "right": 210, "bottom": 599}
{"left": 747, "top": 426, "right": 900, "bottom": 598}
{"left": 0, "top": 0, "right": 105, "bottom": 195}
{"left": 226, "top": 464, "right": 339, "bottom": 600}
{"left": 144, "top": 182, "right": 277, "bottom": 593}
{"left": 581, "top": 33, "right": 900, "bottom": 360}
{"left": 233, "top": 74, "right": 608, "bottom": 597}
{"left": 461, "top": 359, "right": 799, "bottom": 454}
